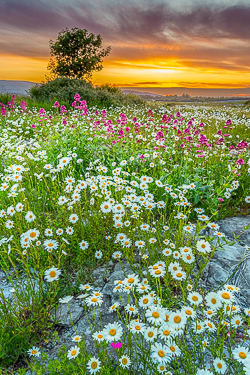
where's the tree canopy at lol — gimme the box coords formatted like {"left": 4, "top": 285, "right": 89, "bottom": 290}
{"left": 47, "top": 27, "right": 111, "bottom": 80}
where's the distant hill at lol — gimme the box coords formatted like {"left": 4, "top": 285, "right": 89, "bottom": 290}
{"left": 1, "top": 80, "right": 250, "bottom": 99}
{"left": 120, "top": 87, "right": 250, "bottom": 98}
{"left": 0, "top": 80, "right": 36, "bottom": 95}
{"left": 121, "top": 89, "right": 163, "bottom": 97}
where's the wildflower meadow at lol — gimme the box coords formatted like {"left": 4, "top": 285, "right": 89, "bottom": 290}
{"left": 0, "top": 94, "right": 250, "bottom": 374}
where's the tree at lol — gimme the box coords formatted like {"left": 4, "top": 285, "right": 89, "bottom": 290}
{"left": 47, "top": 27, "right": 111, "bottom": 80}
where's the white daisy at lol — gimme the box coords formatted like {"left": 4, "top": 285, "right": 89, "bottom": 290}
{"left": 66, "top": 226, "right": 74, "bottom": 235}
{"left": 151, "top": 343, "right": 171, "bottom": 365}
{"left": 27, "top": 346, "right": 41, "bottom": 357}
{"left": 43, "top": 239, "right": 59, "bottom": 252}
{"left": 67, "top": 346, "right": 80, "bottom": 360}
{"left": 168, "top": 311, "right": 187, "bottom": 330}
{"left": 44, "top": 267, "right": 61, "bottom": 282}
{"left": 25, "top": 211, "right": 36, "bottom": 222}
{"left": 143, "top": 326, "right": 158, "bottom": 341}
{"left": 218, "top": 289, "right": 235, "bottom": 304}
{"left": 213, "top": 358, "right": 227, "bottom": 374}
{"left": 59, "top": 295, "right": 73, "bottom": 304}
{"left": 44, "top": 228, "right": 53, "bottom": 237}
{"left": 139, "top": 295, "right": 153, "bottom": 309}
{"left": 129, "top": 320, "right": 146, "bottom": 334}
{"left": 145, "top": 307, "right": 165, "bottom": 326}
{"left": 232, "top": 345, "right": 250, "bottom": 363}
{"left": 196, "top": 240, "right": 211, "bottom": 254}
{"left": 72, "top": 335, "right": 82, "bottom": 342}
{"left": 187, "top": 291, "right": 203, "bottom": 306}
{"left": 56, "top": 228, "right": 64, "bottom": 236}
{"left": 5, "top": 220, "right": 14, "bottom": 229}
{"left": 79, "top": 240, "right": 89, "bottom": 250}
{"left": 205, "top": 292, "right": 222, "bottom": 310}
{"left": 92, "top": 331, "right": 105, "bottom": 343}
{"left": 102, "top": 323, "right": 123, "bottom": 342}
{"left": 119, "top": 355, "right": 131, "bottom": 369}
{"left": 69, "top": 213, "right": 79, "bottom": 223}
{"left": 95, "top": 251, "right": 103, "bottom": 259}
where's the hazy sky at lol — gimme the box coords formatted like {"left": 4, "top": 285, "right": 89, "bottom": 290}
{"left": 1, "top": 0, "right": 250, "bottom": 87}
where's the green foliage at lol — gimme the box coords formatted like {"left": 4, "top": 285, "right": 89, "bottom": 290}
{"left": 47, "top": 27, "right": 111, "bottom": 80}
{"left": 29, "top": 77, "right": 145, "bottom": 108}
{"left": 0, "top": 101, "right": 250, "bottom": 374}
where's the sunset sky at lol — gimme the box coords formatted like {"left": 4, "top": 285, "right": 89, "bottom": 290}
{"left": 1, "top": 0, "right": 250, "bottom": 89}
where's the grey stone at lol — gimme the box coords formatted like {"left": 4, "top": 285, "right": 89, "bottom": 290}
{"left": 50, "top": 299, "right": 84, "bottom": 327}
{"left": 217, "top": 215, "right": 250, "bottom": 245}
{"left": 199, "top": 225, "right": 250, "bottom": 306}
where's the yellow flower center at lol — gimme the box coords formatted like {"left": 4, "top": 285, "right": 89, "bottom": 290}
{"left": 163, "top": 330, "right": 170, "bottom": 336}
{"left": 208, "top": 323, "right": 213, "bottom": 328}
{"left": 217, "top": 363, "right": 222, "bottom": 369}
{"left": 176, "top": 273, "right": 182, "bottom": 277}
{"left": 91, "top": 362, "right": 97, "bottom": 369}
{"left": 174, "top": 316, "right": 181, "bottom": 323}
{"left": 49, "top": 271, "right": 56, "bottom": 278}
{"left": 31, "top": 350, "right": 37, "bottom": 354}
{"left": 158, "top": 350, "right": 165, "bottom": 358}
{"left": 211, "top": 298, "right": 216, "bottom": 304}
{"left": 143, "top": 298, "right": 149, "bottom": 304}
{"left": 192, "top": 296, "right": 198, "bottom": 301}
{"left": 91, "top": 298, "right": 98, "bottom": 302}
{"left": 222, "top": 292, "right": 230, "bottom": 300}
{"left": 185, "top": 310, "right": 192, "bottom": 316}
{"left": 239, "top": 352, "right": 247, "bottom": 359}
{"left": 109, "top": 329, "right": 116, "bottom": 336}
{"left": 122, "top": 358, "right": 127, "bottom": 365}
{"left": 98, "top": 334, "right": 103, "bottom": 339}
{"left": 170, "top": 346, "right": 175, "bottom": 352}
{"left": 155, "top": 270, "right": 161, "bottom": 275}
{"left": 152, "top": 312, "right": 159, "bottom": 318}
{"left": 71, "top": 350, "right": 77, "bottom": 356}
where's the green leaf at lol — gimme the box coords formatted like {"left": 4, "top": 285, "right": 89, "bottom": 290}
{"left": 194, "top": 194, "right": 200, "bottom": 204}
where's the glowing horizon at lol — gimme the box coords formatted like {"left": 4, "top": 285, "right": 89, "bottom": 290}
{"left": 1, "top": 0, "right": 250, "bottom": 89}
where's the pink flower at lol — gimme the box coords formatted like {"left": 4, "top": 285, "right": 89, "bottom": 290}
{"left": 111, "top": 342, "right": 122, "bottom": 349}
{"left": 218, "top": 198, "right": 224, "bottom": 202}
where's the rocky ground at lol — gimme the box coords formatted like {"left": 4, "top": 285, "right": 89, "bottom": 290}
{"left": 1, "top": 215, "right": 250, "bottom": 374}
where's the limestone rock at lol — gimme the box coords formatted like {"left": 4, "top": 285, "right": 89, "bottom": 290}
{"left": 217, "top": 215, "right": 250, "bottom": 245}
{"left": 50, "top": 299, "right": 84, "bottom": 327}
